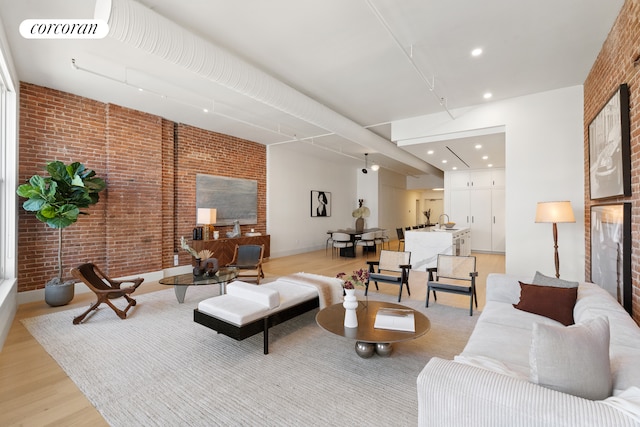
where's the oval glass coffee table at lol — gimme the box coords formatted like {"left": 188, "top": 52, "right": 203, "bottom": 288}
{"left": 159, "top": 267, "right": 238, "bottom": 303}
{"left": 316, "top": 300, "right": 431, "bottom": 358}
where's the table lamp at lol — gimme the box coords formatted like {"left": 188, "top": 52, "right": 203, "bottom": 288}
{"left": 535, "top": 201, "right": 575, "bottom": 278}
{"left": 197, "top": 208, "right": 217, "bottom": 240}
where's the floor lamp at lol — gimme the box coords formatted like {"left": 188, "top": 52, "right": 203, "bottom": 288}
{"left": 535, "top": 201, "right": 575, "bottom": 278}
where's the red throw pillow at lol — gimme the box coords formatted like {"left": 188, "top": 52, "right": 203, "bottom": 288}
{"left": 513, "top": 282, "right": 578, "bottom": 326}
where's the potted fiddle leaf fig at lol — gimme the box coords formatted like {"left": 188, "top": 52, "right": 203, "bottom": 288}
{"left": 16, "top": 161, "right": 106, "bottom": 306}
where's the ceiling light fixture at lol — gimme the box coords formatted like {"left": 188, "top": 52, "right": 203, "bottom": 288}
{"left": 484, "top": 92, "right": 493, "bottom": 99}
{"left": 371, "top": 163, "right": 380, "bottom": 172}
{"left": 471, "top": 48, "right": 483, "bottom": 57}
{"left": 362, "top": 153, "right": 369, "bottom": 174}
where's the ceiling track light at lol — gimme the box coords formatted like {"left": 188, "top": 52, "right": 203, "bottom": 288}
{"left": 362, "top": 153, "right": 380, "bottom": 173}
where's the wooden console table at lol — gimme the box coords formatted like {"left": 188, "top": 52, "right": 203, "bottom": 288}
{"left": 190, "top": 235, "right": 270, "bottom": 266}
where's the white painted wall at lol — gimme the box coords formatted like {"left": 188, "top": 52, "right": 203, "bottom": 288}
{"left": 266, "top": 144, "right": 359, "bottom": 257}
{"left": 393, "top": 86, "right": 585, "bottom": 281}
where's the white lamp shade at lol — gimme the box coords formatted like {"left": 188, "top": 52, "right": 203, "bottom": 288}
{"left": 197, "top": 208, "right": 217, "bottom": 225}
{"left": 535, "top": 201, "right": 575, "bottom": 223}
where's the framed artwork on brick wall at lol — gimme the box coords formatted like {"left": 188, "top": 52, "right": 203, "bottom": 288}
{"left": 590, "top": 203, "right": 631, "bottom": 315}
{"left": 311, "top": 191, "right": 331, "bottom": 217}
{"left": 588, "top": 83, "right": 631, "bottom": 200}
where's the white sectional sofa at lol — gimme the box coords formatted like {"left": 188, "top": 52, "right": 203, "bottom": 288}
{"left": 417, "top": 273, "right": 640, "bottom": 426}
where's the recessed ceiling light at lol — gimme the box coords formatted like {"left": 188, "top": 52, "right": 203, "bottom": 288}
{"left": 483, "top": 92, "right": 493, "bottom": 99}
{"left": 442, "top": 160, "right": 447, "bottom": 164}
{"left": 452, "top": 167, "right": 458, "bottom": 170}
{"left": 433, "top": 188, "right": 444, "bottom": 191}
{"left": 203, "top": 108, "right": 209, "bottom": 113}
{"left": 482, "top": 155, "right": 488, "bottom": 160}
{"left": 488, "top": 164, "right": 493, "bottom": 168}
{"left": 427, "top": 150, "right": 434, "bottom": 155}
{"left": 471, "top": 48, "right": 483, "bottom": 57}
{"left": 475, "top": 144, "right": 482, "bottom": 149}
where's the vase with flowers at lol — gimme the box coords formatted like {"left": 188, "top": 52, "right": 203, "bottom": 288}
{"left": 352, "top": 199, "right": 370, "bottom": 233}
{"left": 336, "top": 269, "right": 369, "bottom": 328}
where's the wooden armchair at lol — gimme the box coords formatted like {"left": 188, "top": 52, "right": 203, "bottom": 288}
{"left": 70, "top": 263, "right": 144, "bottom": 324}
{"left": 365, "top": 250, "right": 412, "bottom": 302}
{"left": 226, "top": 244, "right": 265, "bottom": 284}
{"left": 426, "top": 254, "right": 478, "bottom": 316}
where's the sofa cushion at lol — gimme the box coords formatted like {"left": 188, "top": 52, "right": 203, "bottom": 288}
{"left": 532, "top": 271, "right": 579, "bottom": 288}
{"left": 530, "top": 316, "right": 612, "bottom": 400}
{"left": 513, "top": 282, "right": 577, "bottom": 326}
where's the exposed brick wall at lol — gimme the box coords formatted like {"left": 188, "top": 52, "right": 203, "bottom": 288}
{"left": 18, "top": 83, "right": 107, "bottom": 291}
{"left": 173, "top": 124, "right": 267, "bottom": 266}
{"left": 584, "top": 0, "right": 640, "bottom": 322}
{"left": 17, "top": 83, "right": 266, "bottom": 292}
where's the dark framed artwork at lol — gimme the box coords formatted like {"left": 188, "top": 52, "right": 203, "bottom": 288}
{"left": 588, "top": 83, "right": 631, "bottom": 200}
{"left": 590, "top": 203, "right": 631, "bottom": 315}
{"left": 311, "top": 191, "right": 331, "bottom": 217}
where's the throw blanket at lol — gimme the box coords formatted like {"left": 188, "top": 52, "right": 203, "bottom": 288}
{"left": 277, "top": 273, "right": 344, "bottom": 309}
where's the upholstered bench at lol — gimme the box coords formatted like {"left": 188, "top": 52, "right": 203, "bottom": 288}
{"left": 194, "top": 273, "right": 343, "bottom": 354}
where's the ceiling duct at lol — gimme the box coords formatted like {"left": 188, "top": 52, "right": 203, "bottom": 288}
{"left": 94, "top": 0, "right": 442, "bottom": 176}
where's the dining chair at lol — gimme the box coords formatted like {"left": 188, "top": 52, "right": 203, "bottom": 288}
{"left": 331, "top": 232, "right": 354, "bottom": 258}
{"left": 356, "top": 231, "right": 376, "bottom": 257}
{"left": 325, "top": 231, "right": 334, "bottom": 256}
{"left": 374, "top": 229, "right": 389, "bottom": 250}
{"left": 396, "top": 227, "right": 405, "bottom": 251}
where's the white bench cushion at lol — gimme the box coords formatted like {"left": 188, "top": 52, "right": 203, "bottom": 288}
{"left": 226, "top": 281, "right": 280, "bottom": 310}
{"left": 198, "top": 295, "right": 269, "bottom": 326}
{"left": 197, "top": 279, "right": 318, "bottom": 326}
{"left": 263, "top": 280, "right": 318, "bottom": 310}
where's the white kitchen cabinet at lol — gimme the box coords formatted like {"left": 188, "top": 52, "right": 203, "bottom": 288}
{"left": 469, "top": 189, "right": 493, "bottom": 252}
{"left": 450, "top": 170, "right": 497, "bottom": 189}
{"left": 491, "top": 188, "right": 505, "bottom": 252}
{"left": 491, "top": 169, "right": 505, "bottom": 188}
{"left": 445, "top": 169, "right": 505, "bottom": 254}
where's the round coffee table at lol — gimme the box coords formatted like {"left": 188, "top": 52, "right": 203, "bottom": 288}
{"left": 159, "top": 267, "right": 238, "bottom": 303}
{"left": 315, "top": 300, "right": 431, "bottom": 358}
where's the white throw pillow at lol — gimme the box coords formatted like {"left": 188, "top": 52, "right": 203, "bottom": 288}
{"left": 530, "top": 316, "right": 612, "bottom": 400}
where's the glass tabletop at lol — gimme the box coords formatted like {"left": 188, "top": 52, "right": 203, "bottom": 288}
{"left": 159, "top": 267, "right": 238, "bottom": 286}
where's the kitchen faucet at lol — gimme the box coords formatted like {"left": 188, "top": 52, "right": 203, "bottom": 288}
{"left": 439, "top": 214, "right": 450, "bottom": 229}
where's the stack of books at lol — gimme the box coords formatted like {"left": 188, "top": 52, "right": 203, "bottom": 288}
{"left": 373, "top": 307, "right": 415, "bottom": 332}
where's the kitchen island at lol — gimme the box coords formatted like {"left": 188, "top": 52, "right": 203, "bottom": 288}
{"left": 404, "top": 227, "right": 471, "bottom": 270}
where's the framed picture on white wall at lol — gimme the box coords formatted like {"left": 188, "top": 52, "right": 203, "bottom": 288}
{"left": 588, "top": 83, "right": 631, "bottom": 200}
{"left": 311, "top": 190, "right": 331, "bottom": 217}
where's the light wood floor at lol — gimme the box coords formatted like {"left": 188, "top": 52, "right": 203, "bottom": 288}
{"left": 0, "top": 244, "right": 504, "bottom": 426}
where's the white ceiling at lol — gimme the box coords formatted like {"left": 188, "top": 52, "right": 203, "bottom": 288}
{"left": 0, "top": 0, "right": 624, "bottom": 183}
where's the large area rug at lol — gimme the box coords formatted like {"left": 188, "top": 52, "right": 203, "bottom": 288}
{"left": 22, "top": 284, "right": 478, "bottom": 426}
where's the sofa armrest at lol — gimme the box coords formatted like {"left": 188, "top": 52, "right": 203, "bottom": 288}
{"left": 418, "top": 358, "right": 638, "bottom": 427}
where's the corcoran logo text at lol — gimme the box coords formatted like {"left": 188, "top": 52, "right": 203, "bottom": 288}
{"left": 19, "top": 19, "right": 109, "bottom": 39}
